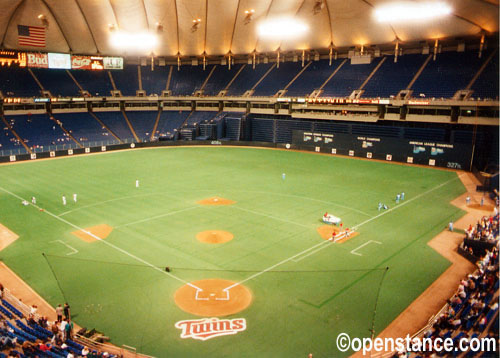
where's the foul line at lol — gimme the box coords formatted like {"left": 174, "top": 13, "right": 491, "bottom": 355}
{"left": 0, "top": 186, "right": 202, "bottom": 292}
{"left": 222, "top": 174, "right": 463, "bottom": 293}
{"left": 115, "top": 206, "right": 199, "bottom": 228}
{"left": 50, "top": 240, "right": 78, "bottom": 256}
{"left": 350, "top": 240, "right": 382, "bottom": 256}
{"left": 222, "top": 239, "right": 331, "bottom": 292}
{"left": 351, "top": 174, "right": 462, "bottom": 231}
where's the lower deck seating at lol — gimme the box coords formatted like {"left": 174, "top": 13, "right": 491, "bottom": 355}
{"left": 6, "top": 114, "right": 70, "bottom": 152}
{"left": 93, "top": 112, "right": 134, "bottom": 142}
{"left": 124, "top": 111, "right": 157, "bottom": 142}
{"left": 155, "top": 111, "right": 191, "bottom": 139}
{"left": 53, "top": 112, "right": 112, "bottom": 146}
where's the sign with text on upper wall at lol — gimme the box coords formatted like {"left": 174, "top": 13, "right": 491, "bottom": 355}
{"left": 10, "top": 50, "right": 123, "bottom": 70}
{"left": 48, "top": 52, "right": 71, "bottom": 69}
{"left": 71, "top": 55, "right": 104, "bottom": 70}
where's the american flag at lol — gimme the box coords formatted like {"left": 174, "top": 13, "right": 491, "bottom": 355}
{"left": 17, "top": 25, "right": 46, "bottom": 47}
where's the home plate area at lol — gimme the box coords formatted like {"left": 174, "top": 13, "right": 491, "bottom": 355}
{"left": 174, "top": 279, "right": 252, "bottom": 317}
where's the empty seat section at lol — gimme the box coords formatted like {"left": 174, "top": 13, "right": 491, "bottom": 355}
{"left": 155, "top": 111, "right": 190, "bottom": 139}
{"left": 411, "top": 51, "right": 485, "bottom": 98}
{"left": 70, "top": 70, "right": 113, "bottom": 97}
{"left": 32, "top": 69, "right": 79, "bottom": 97}
{"left": 0, "top": 65, "right": 40, "bottom": 97}
{"left": 471, "top": 51, "right": 499, "bottom": 99}
{"left": 113, "top": 65, "right": 139, "bottom": 96}
{"left": 226, "top": 63, "right": 273, "bottom": 96}
{"left": 275, "top": 119, "right": 313, "bottom": 143}
{"left": 250, "top": 118, "right": 274, "bottom": 142}
{"left": 362, "top": 54, "right": 425, "bottom": 98}
{"left": 253, "top": 62, "right": 302, "bottom": 96}
{"left": 322, "top": 58, "right": 381, "bottom": 97}
{"left": 286, "top": 60, "right": 342, "bottom": 97}
{"left": 7, "top": 114, "right": 69, "bottom": 151}
{"left": 184, "top": 111, "right": 215, "bottom": 126}
{"left": 125, "top": 111, "right": 158, "bottom": 141}
{"left": 203, "top": 64, "right": 244, "bottom": 96}
{"left": 54, "top": 112, "right": 112, "bottom": 145}
{"left": 141, "top": 65, "right": 169, "bottom": 95}
{"left": 94, "top": 112, "right": 134, "bottom": 141}
{"left": 169, "top": 65, "right": 213, "bottom": 96}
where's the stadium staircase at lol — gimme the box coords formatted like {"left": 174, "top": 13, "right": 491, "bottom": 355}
{"left": 65, "top": 70, "right": 87, "bottom": 96}
{"left": 220, "top": 64, "right": 246, "bottom": 96}
{"left": 49, "top": 114, "right": 84, "bottom": 148}
{"left": 120, "top": 110, "right": 140, "bottom": 142}
{"left": 465, "top": 49, "right": 498, "bottom": 93}
{"left": 88, "top": 112, "right": 123, "bottom": 144}
{"left": 315, "top": 58, "right": 348, "bottom": 97}
{"left": 281, "top": 61, "right": 312, "bottom": 96}
{"left": 357, "top": 56, "right": 387, "bottom": 93}
{"left": 150, "top": 108, "right": 163, "bottom": 141}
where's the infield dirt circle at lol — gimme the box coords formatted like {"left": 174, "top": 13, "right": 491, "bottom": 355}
{"left": 196, "top": 230, "right": 234, "bottom": 244}
{"left": 174, "top": 279, "right": 252, "bottom": 317}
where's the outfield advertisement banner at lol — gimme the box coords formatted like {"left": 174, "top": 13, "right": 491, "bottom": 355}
{"left": 293, "top": 130, "right": 473, "bottom": 169}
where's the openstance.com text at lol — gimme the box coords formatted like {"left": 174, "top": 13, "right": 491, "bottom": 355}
{"left": 336, "top": 333, "right": 497, "bottom": 355}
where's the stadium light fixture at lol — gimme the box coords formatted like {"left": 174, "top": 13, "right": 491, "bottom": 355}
{"left": 313, "top": 0, "right": 325, "bottom": 15}
{"left": 374, "top": 1, "right": 452, "bottom": 23}
{"left": 257, "top": 17, "right": 309, "bottom": 40}
{"left": 192, "top": 18, "right": 202, "bottom": 32}
{"left": 38, "top": 14, "right": 49, "bottom": 27}
{"left": 244, "top": 9, "right": 255, "bottom": 25}
{"left": 110, "top": 31, "right": 158, "bottom": 52}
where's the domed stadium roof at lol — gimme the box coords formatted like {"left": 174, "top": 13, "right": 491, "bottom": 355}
{"left": 0, "top": 0, "right": 497, "bottom": 57}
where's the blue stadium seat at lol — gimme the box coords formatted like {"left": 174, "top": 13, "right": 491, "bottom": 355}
{"left": 252, "top": 62, "right": 303, "bottom": 97}
{"left": 0, "top": 65, "right": 40, "bottom": 97}
{"left": 70, "top": 70, "right": 113, "bottom": 97}
{"left": 93, "top": 112, "right": 134, "bottom": 142}
{"left": 322, "top": 58, "right": 382, "bottom": 97}
{"left": 412, "top": 50, "right": 486, "bottom": 99}
{"left": 362, "top": 54, "right": 426, "bottom": 98}
{"left": 226, "top": 64, "right": 273, "bottom": 96}
{"left": 124, "top": 110, "right": 158, "bottom": 142}
{"left": 141, "top": 65, "right": 169, "bottom": 95}
{"left": 286, "top": 59, "right": 343, "bottom": 97}
{"left": 203, "top": 64, "right": 244, "bottom": 96}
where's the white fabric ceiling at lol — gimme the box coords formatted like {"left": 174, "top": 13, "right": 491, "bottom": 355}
{"left": 0, "top": 0, "right": 497, "bottom": 57}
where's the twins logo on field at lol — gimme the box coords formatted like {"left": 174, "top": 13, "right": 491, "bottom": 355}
{"left": 175, "top": 317, "right": 246, "bottom": 341}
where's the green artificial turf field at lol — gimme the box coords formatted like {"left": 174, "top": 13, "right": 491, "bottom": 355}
{"left": 0, "top": 147, "right": 466, "bottom": 357}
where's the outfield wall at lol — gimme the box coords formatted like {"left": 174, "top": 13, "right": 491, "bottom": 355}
{"left": 0, "top": 136, "right": 472, "bottom": 171}
{"left": 292, "top": 130, "right": 474, "bottom": 170}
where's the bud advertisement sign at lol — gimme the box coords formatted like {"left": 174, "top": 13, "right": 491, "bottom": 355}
{"left": 71, "top": 55, "right": 104, "bottom": 70}
{"left": 26, "top": 52, "right": 49, "bottom": 68}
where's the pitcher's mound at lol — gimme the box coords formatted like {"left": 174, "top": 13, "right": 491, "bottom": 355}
{"left": 197, "top": 196, "right": 235, "bottom": 206}
{"left": 197, "top": 230, "right": 234, "bottom": 244}
{"left": 175, "top": 279, "right": 252, "bottom": 317}
{"left": 71, "top": 224, "right": 113, "bottom": 243}
{"left": 0, "top": 224, "right": 19, "bottom": 251}
{"left": 317, "top": 225, "right": 359, "bottom": 243}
